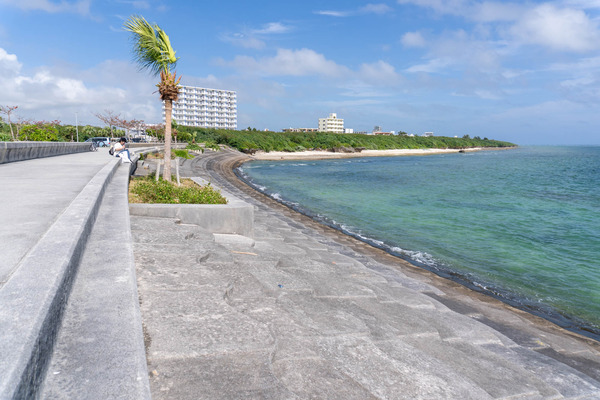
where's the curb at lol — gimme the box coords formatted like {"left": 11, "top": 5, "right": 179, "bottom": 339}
{"left": 0, "top": 158, "right": 120, "bottom": 399}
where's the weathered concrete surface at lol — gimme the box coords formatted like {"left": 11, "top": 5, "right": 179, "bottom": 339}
{"left": 0, "top": 149, "right": 120, "bottom": 399}
{"left": 133, "top": 149, "right": 600, "bottom": 399}
{"left": 0, "top": 149, "right": 116, "bottom": 285}
{"left": 0, "top": 147, "right": 151, "bottom": 399}
{"left": 40, "top": 163, "right": 150, "bottom": 399}
{"left": 0, "top": 141, "right": 91, "bottom": 164}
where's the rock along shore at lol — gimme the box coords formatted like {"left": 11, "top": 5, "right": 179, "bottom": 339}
{"left": 133, "top": 148, "right": 600, "bottom": 399}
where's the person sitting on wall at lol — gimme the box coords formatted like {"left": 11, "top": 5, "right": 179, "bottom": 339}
{"left": 114, "top": 137, "right": 132, "bottom": 163}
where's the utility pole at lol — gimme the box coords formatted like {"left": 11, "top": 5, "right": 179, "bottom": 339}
{"left": 75, "top": 112, "right": 79, "bottom": 142}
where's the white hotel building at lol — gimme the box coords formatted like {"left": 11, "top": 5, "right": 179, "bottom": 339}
{"left": 318, "top": 113, "right": 344, "bottom": 133}
{"left": 163, "top": 85, "right": 237, "bottom": 129}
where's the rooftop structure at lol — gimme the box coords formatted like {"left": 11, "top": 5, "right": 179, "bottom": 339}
{"left": 163, "top": 85, "right": 237, "bottom": 130}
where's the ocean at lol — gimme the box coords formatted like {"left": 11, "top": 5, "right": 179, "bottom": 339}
{"left": 237, "top": 146, "right": 600, "bottom": 340}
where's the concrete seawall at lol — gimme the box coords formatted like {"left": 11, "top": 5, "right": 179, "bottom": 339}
{"left": 0, "top": 142, "right": 91, "bottom": 164}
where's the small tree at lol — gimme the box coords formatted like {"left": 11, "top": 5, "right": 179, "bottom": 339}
{"left": 0, "top": 105, "right": 18, "bottom": 140}
{"left": 19, "top": 124, "right": 59, "bottom": 141}
{"left": 94, "top": 110, "right": 121, "bottom": 138}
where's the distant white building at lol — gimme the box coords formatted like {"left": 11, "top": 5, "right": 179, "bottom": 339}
{"left": 163, "top": 85, "right": 237, "bottom": 130}
{"left": 344, "top": 128, "right": 354, "bottom": 134}
{"left": 423, "top": 132, "right": 434, "bottom": 137}
{"left": 318, "top": 113, "right": 344, "bottom": 133}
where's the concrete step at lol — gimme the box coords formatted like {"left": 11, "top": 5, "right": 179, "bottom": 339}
{"left": 0, "top": 158, "right": 120, "bottom": 399}
{"left": 39, "top": 164, "right": 150, "bottom": 399}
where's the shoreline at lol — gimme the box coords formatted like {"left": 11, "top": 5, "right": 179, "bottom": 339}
{"left": 205, "top": 150, "right": 600, "bottom": 347}
{"left": 250, "top": 146, "right": 512, "bottom": 161}
{"left": 235, "top": 157, "right": 600, "bottom": 342}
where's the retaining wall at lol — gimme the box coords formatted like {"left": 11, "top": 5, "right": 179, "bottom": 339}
{"left": 0, "top": 142, "right": 90, "bottom": 164}
{"left": 129, "top": 178, "right": 254, "bottom": 237}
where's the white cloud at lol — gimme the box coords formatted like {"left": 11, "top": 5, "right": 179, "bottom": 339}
{"left": 405, "top": 58, "right": 452, "bottom": 73}
{"left": 548, "top": 56, "right": 600, "bottom": 72}
{"left": 115, "top": 0, "right": 150, "bottom": 9}
{"left": 360, "top": 3, "right": 393, "bottom": 14}
{"left": 222, "top": 48, "right": 402, "bottom": 88}
{"left": 316, "top": 3, "right": 393, "bottom": 17}
{"left": 221, "top": 33, "right": 266, "bottom": 50}
{"left": 471, "top": 2, "right": 523, "bottom": 22}
{"left": 223, "top": 48, "right": 350, "bottom": 77}
{"left": 401, "top": 31, "right": 426, "bottom": 47}
{"left": 473, "top": 89, "right": 501, "bottom": 100}
{"left": 0, "top": 48, "right": 162, "bottom": 125}
{"left": 252, "top": 22, "right": 291, "bottom": 35}
{"left": 0, "top": 48, "right": 22, "bottom": 76}
{"left": 222, "top": 22, "right": 291, "bottom": 49}
{"left": 0, "top": 0, "right": 91, "bottom": 15}
{"left": 358, "top": 60, "right": 402, "bottom": 86}
{"left": 396, "top": 0, "right": 471, "bottom": 15}
{"left": 315, "top": 10, "right": 350, "bottom": 17}
{"left": 398, "top": 0, "right": 600, "bottom": 53}
{"left": 510, "top": 4, "right": 600, "bottom": 52}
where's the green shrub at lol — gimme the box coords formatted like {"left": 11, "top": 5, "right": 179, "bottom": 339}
{"left": 173, "top": 149, "right": 193, "bottom": 159}
{"left": 19, "top": 124, "right": 59, "bottom": 141}
{"left": 129, "top": 176, "right": 227, "bottom": 204}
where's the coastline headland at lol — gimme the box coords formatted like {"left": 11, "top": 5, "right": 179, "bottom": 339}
{"left": 133, "top": 147, "right": 600, "bottom": 398}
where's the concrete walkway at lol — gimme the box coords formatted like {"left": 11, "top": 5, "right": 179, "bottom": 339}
{"left": 0, "top": 147, "right": 150, "bottom": 399}
{"left": 0, "top": 149, "right": 112, "bottom": 286}
{"left": 134, "top": 150, "right": 600, "bottom": 399}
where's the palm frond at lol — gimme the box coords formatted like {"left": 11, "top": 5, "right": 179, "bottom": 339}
{"left": 124, "top": 15, "right": 179, "bottom": 76}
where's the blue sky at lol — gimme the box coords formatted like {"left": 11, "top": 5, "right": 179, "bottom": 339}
{"left": 1, "top": 0, "right": 600, "bottom": 144}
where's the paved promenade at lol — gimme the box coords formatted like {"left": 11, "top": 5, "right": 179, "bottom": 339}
{"left": 0, "top": 150, "right": 112, "bottom": 286}
{"left": 133, "top": 150, "right": 600, "bottom": 399}
{"left": 0, "top": 148, "right": 150, "bottom": 399}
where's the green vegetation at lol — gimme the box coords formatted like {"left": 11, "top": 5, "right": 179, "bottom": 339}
{"left": 176, "top": 126, "right": 516, "bottom": 153}
{"left": 173, "top": 149, "right": 193, "bottom": 159}
{"left": 185, "top": 143, "right": 203, "bottom": 151}
{"left": 0, "top": 118, "right": 123, "bottom": 142}
{"left": 129, "top": 176, "right": 227, "bottom": 204}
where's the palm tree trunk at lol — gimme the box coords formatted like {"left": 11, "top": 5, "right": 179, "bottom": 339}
{"left": 163, "top": 99, "right": 173, "bottom": 182}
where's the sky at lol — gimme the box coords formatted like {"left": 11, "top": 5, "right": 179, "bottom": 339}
{"left": 1, "top": 1, "right": 600, "bottom": 145}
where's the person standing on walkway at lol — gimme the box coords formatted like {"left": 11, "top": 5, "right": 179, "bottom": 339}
{"left": 114, "top": 137, "right": 132, "bottom": 163}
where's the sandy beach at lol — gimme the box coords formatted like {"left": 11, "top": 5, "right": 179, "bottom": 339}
{"left": 250, "top": 147, "right": 485, "bottom": 160}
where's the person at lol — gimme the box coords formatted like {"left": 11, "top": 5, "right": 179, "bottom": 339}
{"left": 113, "top": 137, "right": 132, "bottom": 163}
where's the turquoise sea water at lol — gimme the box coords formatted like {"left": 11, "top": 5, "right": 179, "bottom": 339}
{"left": 238, "top": 146, "right": 600, "bottom": 339}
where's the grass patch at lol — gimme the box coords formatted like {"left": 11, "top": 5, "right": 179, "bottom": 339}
{"left": 129, "top": 176, "right": 227, "bottom": 204}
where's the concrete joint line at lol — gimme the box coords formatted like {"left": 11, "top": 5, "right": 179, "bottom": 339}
{"left": 0, "top": 158, "right": 120, "bottom": 399}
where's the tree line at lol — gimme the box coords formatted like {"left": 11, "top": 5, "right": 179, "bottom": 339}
{"left": 180, "top": 126, "right": 516, "bottom": 152}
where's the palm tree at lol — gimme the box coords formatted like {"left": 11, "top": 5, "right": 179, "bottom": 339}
{"left": 124, "top": 15, "right": 180, "bottom": 181}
